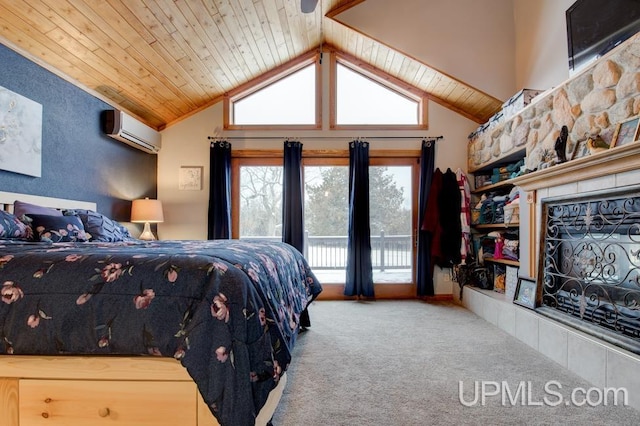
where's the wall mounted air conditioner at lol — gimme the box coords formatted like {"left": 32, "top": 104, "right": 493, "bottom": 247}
{"left": 101, "top": 109, "right": 162, "bottom": 154}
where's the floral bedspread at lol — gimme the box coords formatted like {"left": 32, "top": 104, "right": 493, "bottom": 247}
{"left": 0, "top": 239, "right": 322, "bottom": 425}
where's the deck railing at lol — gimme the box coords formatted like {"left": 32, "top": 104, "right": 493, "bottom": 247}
{"left": 242, "top": 232, "right": 412, "bottom": 271}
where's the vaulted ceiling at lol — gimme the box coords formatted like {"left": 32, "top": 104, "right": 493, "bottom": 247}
{"left": 0, "top": 0, "right": 503, "bottom": 130}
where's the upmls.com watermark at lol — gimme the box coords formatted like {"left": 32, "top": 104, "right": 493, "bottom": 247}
{"left": 459, "top": 380, "right": 629, "bottom": 407}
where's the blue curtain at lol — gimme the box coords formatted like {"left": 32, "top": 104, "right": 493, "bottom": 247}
{"left": 208, "top": 141, "right": 232, "bottom": 240}
{"left": 283, "top": 140, "right": 313, "bottom": 328}
{"left": 344, "top": 140, "right": 374, "bottom": 298}
{"left": 416, "top": 139, "right": 436, "bottom": 296}
{"left": 282, "top": 141, "right": 304, "bottom": 252}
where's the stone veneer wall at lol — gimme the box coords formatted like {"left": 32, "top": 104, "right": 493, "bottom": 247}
{"left": 468, "top": 32, "right": 640, "bottom": 173}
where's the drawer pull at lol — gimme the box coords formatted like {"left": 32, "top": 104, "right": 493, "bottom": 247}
{"left": 98, "top": 407, "right": 111, "bottom": 417}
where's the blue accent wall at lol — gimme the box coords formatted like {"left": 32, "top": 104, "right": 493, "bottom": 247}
{"left": 0, "top": 43, "right": 157, "bottom": 222}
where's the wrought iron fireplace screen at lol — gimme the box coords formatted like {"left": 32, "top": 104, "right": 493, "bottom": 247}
{"left": 538, "top": 186, "right": 640, "bottom": 354}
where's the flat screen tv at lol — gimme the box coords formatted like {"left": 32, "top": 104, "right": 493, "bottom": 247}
{"left": 566, "top": 0, "right": 640, "bottom": 73}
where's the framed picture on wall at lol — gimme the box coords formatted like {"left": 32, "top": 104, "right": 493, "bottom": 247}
{"left": 611, "top": 116, "right": 640, "bottom": 148}
{"left": 513, "top": 277, "right": 537, "bottom": 309}
{"left": 179, "top": 166, "right": 203, "bottom": 191}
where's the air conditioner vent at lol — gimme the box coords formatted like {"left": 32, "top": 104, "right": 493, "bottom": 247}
{"left": 101, "top": 109, "right": 161, "bottom": 154}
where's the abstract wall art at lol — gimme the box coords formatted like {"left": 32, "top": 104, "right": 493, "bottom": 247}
{"left": 0, "top": 85, "right": 42, "bottom": 177}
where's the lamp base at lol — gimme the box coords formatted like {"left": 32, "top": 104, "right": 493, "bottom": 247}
{"left": 138, "top": 222, "right": 157, "bottom": 241}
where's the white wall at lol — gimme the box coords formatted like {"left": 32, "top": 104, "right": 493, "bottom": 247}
{"left": 337, "top": 0, "right": 517, "bottom": 100}
{"left": 157, "top": 104, "right": 220, "bottom": 240}
{"left": 338, "top": 0, "right": 579, "bottom": 99}
{"left": 513, "top": 0, "right": 575, "bottom": 90}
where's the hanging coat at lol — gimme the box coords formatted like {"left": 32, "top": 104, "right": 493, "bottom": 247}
{"left": 421, "top": 168, "right": 443, "bottom": 267}
{"left": 438, "top": 168, "right": 462, "bottom": 267}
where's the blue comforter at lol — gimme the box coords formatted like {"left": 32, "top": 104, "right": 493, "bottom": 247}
{"left": 0, "top": 239, "right": 321, "bottom": 425}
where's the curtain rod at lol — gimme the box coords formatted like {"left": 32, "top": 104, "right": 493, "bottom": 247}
{"left": 207, "top": 135, "right": 443, "bottom": 141}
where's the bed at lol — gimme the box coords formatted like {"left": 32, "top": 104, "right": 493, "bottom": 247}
{"left": 0, "top": 191, "right": 322, "bottom": 426}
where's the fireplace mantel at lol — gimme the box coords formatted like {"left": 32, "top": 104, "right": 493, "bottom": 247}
{"left": 510, "top": 143, "right": 640, "bottom": 192}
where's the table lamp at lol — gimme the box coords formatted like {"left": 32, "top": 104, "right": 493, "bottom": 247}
{"left": 131, "top": 198, "right": 164, "bottom": 240}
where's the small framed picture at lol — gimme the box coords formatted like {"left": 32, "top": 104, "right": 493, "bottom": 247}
{"left": 571, "top": 138, "right": 590, "bottom": 160}
{"left": 179, "top": 166, "right": 203, "bottom": 191}
{"left": 513, "top": 277, "right": 537, "bottom": 309}
{"left": 611, "top": 116, "right": 640, "bottom": 148}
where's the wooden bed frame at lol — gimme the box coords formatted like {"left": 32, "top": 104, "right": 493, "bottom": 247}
{"left": 0, "top": 191, "right": 285, "bottom": 426}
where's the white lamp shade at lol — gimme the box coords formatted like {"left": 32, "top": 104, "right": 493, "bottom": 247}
{"left": 131, "top": 198, "right": 164, "bottom": 223}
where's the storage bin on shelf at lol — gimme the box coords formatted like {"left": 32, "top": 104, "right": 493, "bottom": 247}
{"left": 487, "top": 110, "right": 504, "bottom": 130}
{"left": 474, "top": 174, "right": 493, "bottom": 188}
{"left": 502, "top": 88, "right": 544, "bottom": 121}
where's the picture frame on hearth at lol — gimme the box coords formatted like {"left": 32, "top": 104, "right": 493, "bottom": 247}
{"left": 513, "top": 277, "right": 537, "bottom": 309}
{"left": 611, "top": 116, "right": 640, "bottom": 148}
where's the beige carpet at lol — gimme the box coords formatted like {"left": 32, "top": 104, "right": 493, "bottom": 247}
{"left": 271, "top": 300, "right": 640, "bottom": 425}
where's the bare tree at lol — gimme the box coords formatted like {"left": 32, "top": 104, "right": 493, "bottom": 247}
{"left": 240, "top": 166, "right": 283, "bottom": 236}
{"left": 239, "top": 165, "right": 411, "bottom": 238}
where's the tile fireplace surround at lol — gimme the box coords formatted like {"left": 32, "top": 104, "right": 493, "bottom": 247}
{"left": 460, "top": 32, "right": 640, "bottom": 411}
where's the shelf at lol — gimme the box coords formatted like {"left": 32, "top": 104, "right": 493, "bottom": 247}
{"left": 469, "top": 147, "right": 526, "bottom": 174}
{"left": 472, "top": 179, "right": 516, "bottom": 194}
{"left": 482, "top": 257, "right": 519, "bottom": 267}
{"left": 473, "top": 222, "right": 519, "bottom": 229}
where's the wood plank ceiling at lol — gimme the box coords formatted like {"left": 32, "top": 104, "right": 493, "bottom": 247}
{"left": 0, "top": 0, "right": 503, "bottom": 130}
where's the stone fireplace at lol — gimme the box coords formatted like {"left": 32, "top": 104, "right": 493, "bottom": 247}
{"left": 466, "top": 29, "right": 640, "bottom": 356}
{"left": 462, "top": 32, "right": 640, "bottom": 409}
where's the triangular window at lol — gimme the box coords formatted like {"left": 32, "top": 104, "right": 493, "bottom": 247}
{"left": 336, "top": 64, "right": 418, "bottom": 125}
{"left": 224, "top": 50, "right": 426, "bottom": 130}
{"left": 226, "top": 54, "right": 320, "bottom": 129}
{"left": 331, "top": 55, "right": 427, "bottom": 129}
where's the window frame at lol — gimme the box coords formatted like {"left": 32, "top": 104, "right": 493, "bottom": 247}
{"left": 330, "top": 51, "right": 429, "bottom": 131}
{"left": 224, "top": 51, "right": 322, "bottom": 130}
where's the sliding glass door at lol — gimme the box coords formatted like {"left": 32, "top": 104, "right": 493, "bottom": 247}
{"left": 233, "top": 155, "right": 418, "bottom": 295}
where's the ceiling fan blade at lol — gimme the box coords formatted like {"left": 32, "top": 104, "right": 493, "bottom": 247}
{"left": 301, "top": 0, "right": 319, "bottom": 13}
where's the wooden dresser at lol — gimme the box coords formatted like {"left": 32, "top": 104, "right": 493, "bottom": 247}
{"left": 0, "top": 356, "right": 219, "bottom": 426}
